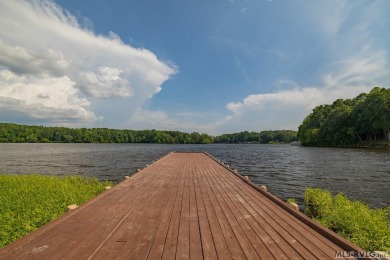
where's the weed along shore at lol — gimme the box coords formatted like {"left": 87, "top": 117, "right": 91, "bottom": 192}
{"left": 304, "top": 188, "right": 390, "bottom": 252}
{"left": 0, "top": 174, "right": 111, "bottom": 247}
{"left": 238, "top": 174, "right": 390, "bottom": 253}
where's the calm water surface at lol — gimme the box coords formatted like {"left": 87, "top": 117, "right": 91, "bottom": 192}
{"left": 0, "top": 143, "right": 388, "bottom": 208}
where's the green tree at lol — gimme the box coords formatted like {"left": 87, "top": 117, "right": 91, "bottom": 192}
{"left": 298, "top": 87, "right": 390, "bottom": 146}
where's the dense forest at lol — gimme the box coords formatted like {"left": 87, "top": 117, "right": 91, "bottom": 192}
{"left": 0, "top": 124, "right": 213, "bottom": 144}
{"left": 298, "top": 87, "right": 390, "bottom": 147}
{"left": 0, "top": 123, "right": 297, "bottom": 144}
{"left": 213, "top": 130, "right": 298, "bottom": 143}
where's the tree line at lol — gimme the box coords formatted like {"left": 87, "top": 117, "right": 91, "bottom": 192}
{"left": 213, "top": 130, "right": 298, "bottom": 143}
{"left": 0, "top": 124, "right": 213, "bottom": 144}
{"left": 0, "top": 123, "right": 297, "bottom": 144}
{"left": 298, "top": 87, "right": 390, "bottom": 147}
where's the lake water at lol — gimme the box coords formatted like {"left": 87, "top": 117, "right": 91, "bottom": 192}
{"left": 0, "top": 143, "right": 388, "bottom": 209}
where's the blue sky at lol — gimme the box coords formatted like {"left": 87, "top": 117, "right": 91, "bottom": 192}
{"left": 0, "top": 0, "right": 389, "bottom": 134}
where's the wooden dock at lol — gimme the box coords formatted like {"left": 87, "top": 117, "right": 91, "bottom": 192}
{"left": 0, "top": 152, "right": 365, "bottom": 259}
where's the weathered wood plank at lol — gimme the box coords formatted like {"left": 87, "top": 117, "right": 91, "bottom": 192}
{"left": 197, "top": 161, "right": 233, "bottom": 260}
{"left": 206, "top": 165, "right": 277, "bottom": 260}
{"left": 145, "top": 177, "right": 180, "bottom": 259}
{"left": 201, "top": 161, "right": 261, "bottom": 260}
{"left": 161, "top": 162, "right": 185, "bottom": 259}
{"left": 193, "top": 170, "right": 218, "bottom": 260}
{"left": 215, "top": 163, "right": 340, "bottom": 258}
{"left": 198, "top": 159, "right": 247, "bottom": 259}
{"left": 188, "top": 166, "right": 203, "bottom": 260}
{"left": 176, "top": 162, "right": 191, "bottom": 259}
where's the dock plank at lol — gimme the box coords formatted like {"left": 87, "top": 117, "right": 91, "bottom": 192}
{"left": 199, "top": 160, "right": 246, "bottom": 259}
{"left": 215, "top": 164, "right": 341, "bottom": 258}
{"left": 193, "top": 172, "right": 218, "bottom": 260}
{"left": 188, "top": 166, "right": 203, "bottom": 260}
{"left": 0, "top": 152, "right": 367, "bottom": 260}
{"left": 201, "top": 160, "right": 261, "bottom": 260}
{"left": 206, "top": 164, "right": 276, "bottom": 260}
{"left": 161, "top": 162, "right": 185, "bottom": 259}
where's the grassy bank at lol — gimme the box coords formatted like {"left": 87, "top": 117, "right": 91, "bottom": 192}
{"left": 304, "top": 188, "right": 390, "bottom": 251}
{"left": 0, "top": 174, "right": 111, "bottom": 247}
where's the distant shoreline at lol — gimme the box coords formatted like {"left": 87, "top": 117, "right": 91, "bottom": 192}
{"left": 0, "top": 123, "right": 298, "bottom": 144}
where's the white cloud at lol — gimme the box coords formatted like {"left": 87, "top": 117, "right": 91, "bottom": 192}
{"left": 217, "top": 45, "right": 390, "bottom": 133}
{"left": 79, "top": 67, "right": 132, "bottom": 98}
{"left": 213, "top": 1, "right": 390, "bottom": 134}
{"left": 0, "top": 0, "right": 388, "bottom": 135}
{"left": 0, "top": 70, "right": 96, "bottom": 123}
{"left": 0, "top": 42, "right": 70, "bottom": 76}
{"left": 0, "top": 0, "right": 176, "bottom": 125}
{"left": 323, "top": 46, "right": 389, "bottom": 88}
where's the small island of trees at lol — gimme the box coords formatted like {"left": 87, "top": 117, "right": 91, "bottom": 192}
{"left": 298, "top": 87, "right": 390, "bottom": 147}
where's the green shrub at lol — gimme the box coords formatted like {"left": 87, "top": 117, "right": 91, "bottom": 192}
{"left": 0, "top": 174, "right": 111, "bottom": 247}
{"left": 287, "top": 198, "right": 296, "bottom": 204}
{"left": 304, "top": 187, "right": 333, "bottom": 226}
{"left": 304, "top": 188, "right": 390, "bottom": 251}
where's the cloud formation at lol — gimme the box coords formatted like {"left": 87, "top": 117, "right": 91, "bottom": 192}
{"left": 0, "top": 70, "right": 95, "bottom": 123}
{"left": 217, "top": 46, "right": 390, "bottom": 133}
{"left": 0, "top": 0, "right": 176, "bottom": 125}
{"left": 0, "top": 0, "right": 388, "bottom": 134}
{"left": 216, "top": 2, "right": 390, "bottom": 133}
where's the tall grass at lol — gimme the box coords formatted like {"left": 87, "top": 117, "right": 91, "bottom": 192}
{"left": 0, "top": 174, "right": 111, "bottom": 247}
{"left": 305, "top": 188, "right": 390, "bottom": 251}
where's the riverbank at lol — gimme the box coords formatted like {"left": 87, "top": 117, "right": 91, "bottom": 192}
{"left": 301, "top": 140, "right": 390, "bottom": 150}
{"left": 304, "top": 188, "right": 390, "bottom": 252}
{"left": 0, "top": 174, "right": 111, "bottom": 247}
{"left": 346, "top": 140, "right": 390, "bottom": 149}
